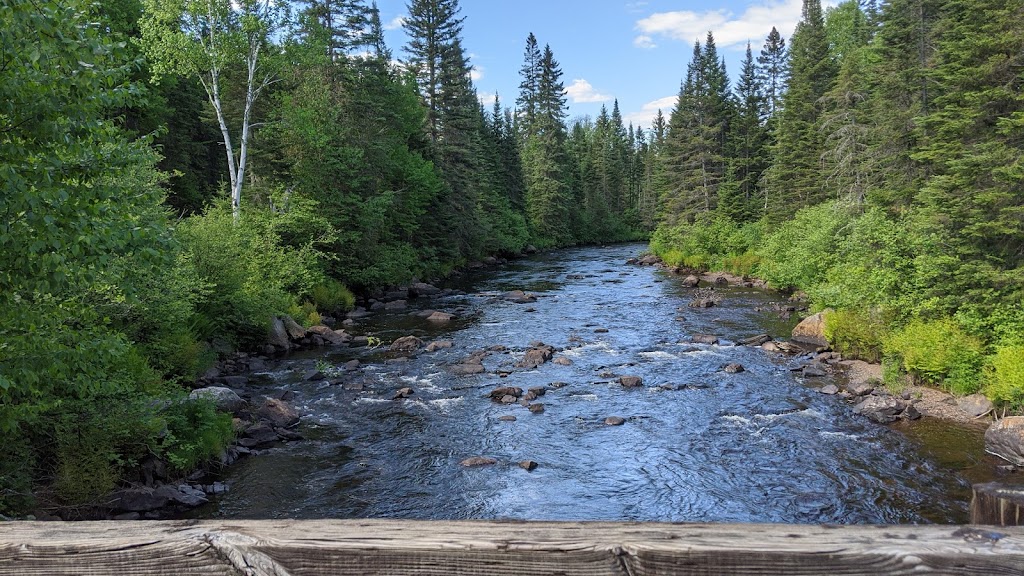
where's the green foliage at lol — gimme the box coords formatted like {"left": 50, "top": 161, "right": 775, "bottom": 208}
{"left": 755, "top": 202, "right": 847, "bottom": 290}
{"left": 158, "top": 398, "right": 234, "bottom": 472}
{"left": 175, "top": 201, "right": 325, "bottom": 346}
{"left": 883, "top": 318, "right": 985, "bottom": 395}
{"left": 985, "top": 346, "right": 1024, "bottom": 409}
{"left": 823, "top": 308, "right": 887, "bottom": 363}
{"left": 650, "top": 215, "right": 762, "bottom": 274}
{"left": 310, "top": 279, "right": 356, "bottom": 314}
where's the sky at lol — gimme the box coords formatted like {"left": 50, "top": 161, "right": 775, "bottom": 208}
{"left": 374, "top": 0, "right": 839, "bottom": 132}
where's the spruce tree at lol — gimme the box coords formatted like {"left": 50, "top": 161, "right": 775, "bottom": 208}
{"left": 757, "top": 27, "right": 787, "bottom": 119}
{"left": 721, "top": 42, "right": 768, "bottom": 222}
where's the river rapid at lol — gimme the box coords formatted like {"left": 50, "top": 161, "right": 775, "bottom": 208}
{"left": 194, "top": 244, "right": 990, "bottom": 524}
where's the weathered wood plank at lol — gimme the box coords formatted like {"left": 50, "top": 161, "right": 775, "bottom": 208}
{"left": 971, "top": 483, "right": 1024, "bottom": 526}
{"left": 2, "top": 520, "right": 1024, "bottom": 575}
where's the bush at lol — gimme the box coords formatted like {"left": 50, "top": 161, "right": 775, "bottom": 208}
{"left": 883, "top": 318, "right": 985, "bottom": 395}
{"left": 985, "top": 346, "right": 1024, "bottom": 409}
{"left": 756, "top": 201, "right": 848, "bottom": 290}
{"left": 649, "top": 215, "right": 762, "bottom": 274}
{"left": 158, "top": 398, "right": 234, "bottom": 473}
{"left": 824, "top": 308, "right": 887, "bottom": 363}
{"left": 310, "top": 279, "right": 356, "bottom": 313}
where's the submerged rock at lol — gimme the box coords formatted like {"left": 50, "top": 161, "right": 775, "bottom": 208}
{"left": 392, "top": 387, "right": 414, "bottom": 400}
{"left": 723, "top": 363, "right": 745, "bottom": 374}
{"left": 604, "top": 416, "right": 626, "bottom": 426}
{"left": 619, "top": 376, "right": 643, "bottom": 388}
{"left": 460, "top": 456, "right": 497, "bottom": 467}
{"left": 691, "top": 334, "right": 719, "bottom": 345}
{"left": 425, "top": 340, "right": 454, "bottom": 352}
{"left": 519, "top": 460, "right": 539, "bottom": 471}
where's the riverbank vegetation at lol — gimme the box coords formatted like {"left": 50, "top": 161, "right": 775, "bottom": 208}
{"left": 646, "top": 0, "right": 1023, "bottom": 410}
{"left": 1, "top": 0, "right": 1020, "bottom": 515}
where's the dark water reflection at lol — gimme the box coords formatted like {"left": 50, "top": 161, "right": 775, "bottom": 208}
{"left": 195, "top": 244, "right": 990, "bottom": 523}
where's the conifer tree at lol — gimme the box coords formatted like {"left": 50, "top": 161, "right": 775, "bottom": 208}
{"left": 757, "top": 27, "right": 787, "bottom": 119}
{"left": 721, "top": 42, "right": 768, "bottom": 222}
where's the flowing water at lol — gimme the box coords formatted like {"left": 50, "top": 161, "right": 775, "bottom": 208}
{"left": 194, "top": 244, "right": 992, "bottom": 524}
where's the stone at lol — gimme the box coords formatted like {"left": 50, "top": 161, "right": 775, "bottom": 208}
{"left": 847, "top": 381, "right": 875, "bottom": 396}
{"left": 688, "top": 298, "right": 716, "bottom": 309}
{"left": 524, "top": 245, "right": 539, "bottom": 254}
{"left": 409, "top": 282, "right": 441, "bottom": 297}
{"left": 392, "top": 387, "right": 414, "bottom": 400}
{"left": 528, "top": 387, "right": 547, "bottom": 397}
{"left": 739, "top": 334, "right": 772, "bottom": 347}
{"left": 681, "top": 275, "right": 700, "bottom": 288}
{"left": 302, "top": 369, "right": 326, "bottom": 382}
{"left": 111, "top": 487, "right": 171, "bottom": 512}
{"left": 619, "top": 376, "right": 643, "bottom": 388}
{"left": 762, "top": 341, "right": 782, "bottom": 352}
{"left": 637, "top": 254, "right": 660, "bottom": 265}
{"left": 528, "top": 403, "right": 545, "bottom": 414}
{"left": 802, "top": 363, "right": 829, "bottom": 378}
{"left": 344, "top": 359, "right": 361, "bottom": 371}
{"left": 489, "top": 386, "right": 523, "bottom": 400}
{"left": 853, "top": 396, "right": 906, "bottom": 424}
{"left": 384, "top": 299, "right": 407, "bottom": 310}
{"left": 985, "top": 417, "right": 1024, "bottom": 466}
{"left": 516, "top": 346, "right": 554, "bottom": 369}
{"left": 460, "top": 456, "right": 497, "bottom": 467}
{"left": 723, "top": 363, "right": 745, "bottom": 374}
{"left": 500, "top": 395, "right": 517, "bottom": 404}
{"left": 450, "top": 363, "right": 485, "bottom": 376}
{"left": 503, "top": 290, "right": 537, "bottom": 304}
{"left": 189, "top": 387, "right": 245, "bottom": 415}
{"left": 553, "top": 356, "right": 573, "bottom": 366}
{"left": 791, "top": 310, "right": 831, "bottom": 347}
{"left": 425, "top": 340, "right": 454, "bottom": 352}
{"left": 307, "top": 325, "right": 350, "bottom": 346}
{"left": 389, "top": 335, "right": 423, "bottom": 353}
{"left": 166, "top": 484, "right": 208, "bottom": 507}
{"left": 604, "top": 416, "right": 626, "bottom": 426}
{"left": 268, "top": 317, "right": 291, "bottom": 349}
{"left": 256, "top": 398, "right": 300, "bottom": 428}
{"left": 959, "top": 394, "right": 995, "bottom": 419}
{"left": 819, "top": 384, "right": 840, "bottom": 395}
{"left": 691, "top": 334, "right": 719, "bottom": 345}
{"left": 519, "top": 460, "right": 539, "bottom": 471}
{"left": 281, "top": 315, "right": 307, "bottom": 341}
{"left": 901, "top": 403, "right": 922, "bottom": 421}
{"left": 426, "top": 311, "right": 455, "bottom": 323}
{"left": 498, "top": 415, "right": 517, "bottom": 422}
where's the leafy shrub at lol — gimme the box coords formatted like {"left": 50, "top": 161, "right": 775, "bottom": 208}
{"left": 824, "top": 308, "right": 887, "bottom": 363}
{"left": 756, "top": 201, "right": 848, "bottom": 290}
{"left": 310, "top": 279, "right": 356, "bottom": 313}
{"left": 984, "top": 346, "right": 1024, "bottom": 409}
{"left": 158, "top": 398, "right": 234, "bottom": 473}
{"left": 287, "top": 301, "right": 322, "bottom": 327}
{"left": 649, "top": 215, "right": 762, "bottom": 274}
{"left": 884, "top": 318, "right": 985, "bottom": 395}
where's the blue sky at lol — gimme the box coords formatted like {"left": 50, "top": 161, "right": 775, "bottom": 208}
{"left": 375, "top": 0, "right": 836, "bottom": 131}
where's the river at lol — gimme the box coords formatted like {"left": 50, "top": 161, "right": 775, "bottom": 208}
{"left": 194, "top": 243, "right": 992, "bottom": 524}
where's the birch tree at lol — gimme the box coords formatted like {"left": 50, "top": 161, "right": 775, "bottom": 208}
{"left": 139, "top": 0, "right": 287, "bottom": 219}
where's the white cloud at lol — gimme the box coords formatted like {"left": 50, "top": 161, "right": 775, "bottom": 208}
{"left": 633, "top": 0, "right": 838, "bottom": 50}
{"left": 625, "top": 1, "right": 649, "bottom": 13}
{"left": 478, "top": 91, "right": 497, "bottom": 106}
{"left": 384, "top": 15, "right": 406, "bottom": 31}
{"left": 634, "top": 34, "right": 657, "bottom": 49}
{"left": 470, "top": 65, "right": 483, "bottom": 82}
{"left": 623, "top": 95, "right": 677, "bottom": 130}
{"left": 565, "top": 79, "right": 612, "bottom": 104}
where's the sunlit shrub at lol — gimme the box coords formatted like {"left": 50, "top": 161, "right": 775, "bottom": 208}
{"left": 755, "top": 201, "right": 848, "bottom": 290}
{"left": 883, "top": 318, "right": 985, "bottom": 395}
{"left": 310, "top": 279, "right": 356, "bottom": 313}
{"left": 985, "top": 346, "right": 1024, "bottom": 409}
{"left": 824, "top": 308, "right": 887, "bottom": 363}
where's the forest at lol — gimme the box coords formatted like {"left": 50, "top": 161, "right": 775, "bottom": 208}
{"left": 0, "top": 0, "right": 1021, "bottom": 514}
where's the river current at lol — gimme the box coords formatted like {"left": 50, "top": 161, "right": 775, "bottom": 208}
{"left": 196, "top": 244, "right": 985, "bottom": 523}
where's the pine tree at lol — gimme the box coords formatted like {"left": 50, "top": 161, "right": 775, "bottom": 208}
{"left": 516, "top": 33, "right": 543, "bottom": 137}
{"left": 298, "top": 0, "right": 373, "bottom": 58}
{"left": 721, "top": 42, "right": 768, "bottom": 222}
{"left": 763, "top": 0, "right": 837, "bottom": 220}
{"left": 757, "top": 27, "right": 787, "bottom": 119}
{"left": 403, "top": 0, "right": 465, "bottom": 144}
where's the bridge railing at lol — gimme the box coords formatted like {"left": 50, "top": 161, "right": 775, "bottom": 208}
{"left": 3, "top": 519, "right": 1024, "bottom": 575}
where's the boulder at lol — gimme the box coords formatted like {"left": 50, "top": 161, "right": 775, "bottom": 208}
{"left": 460, "top": 456, "right": 497, "bottom": 467}
{"left": 528, "top": 403, "right": 545, "bottom": 414}
{"left": 853, "top": 395, "right": 906, "bottom": 424}
{"left": 524, "top": 245, "right": 539, "bottom": 254}
{"left": 688, "top": 298, "right": 716, "bottom": 309}
{"left": 281, "top": 315, "right": 307, "bottom": 341}
{"left": 256, "top": 398, "right": 300, "bottom": 428}
{"left": 791, "top": 310, "right": 830, "bottom": 347}
{"left": 740, "top": 334, "right": 772, "bottom": 347}
{"left": 802, "top": 363, "right": 829, "bottom": 377}
{"left": 389, "top": 335, "right": 424, "bottom": 353}
{"left": 959, "top": 394, "right": 995, "bottom": 419}
{"left": 691, "top": 334, "right": 720, "bottom": 345}
{"left": 498, "top": 415, "right": 517, "bottom": 422}
{"left": 985, "top": 417, "right": 1024, "bottom": 466}
{"left": 847, "top": 381, "right": 875, "bottom": 396}
{"left": 450, "top": 363, "right": 485, "bottom": 376}
{"left": 519, "top": 460, "right": 539, "bottom": 471}
{"left": 681, "top": 275, "right": 700, "bottom": 288}
{"left": 489, "top": 386, "right": 523, "bottom": 401}
{"left": 619, "top": 376, "right": 643, "bottom": 388}
{"left": 723, "top": 363, "right": 745, "bottom": 374}
{"left": 302, "top": 369, "right": 326, "bottom": 382}
{"left": 425, "top": 340, "right": 454, "bottom": 352}
{"left": 426, "top": 311, "right": 455, "bottom": 323}
{"left": 503, "top": 290, "right": 537, "bottom": 304}
{"left": 384, "top": 299, "right": 407, "bottom": 311}
{"left": 516, "top": 345, "right": 554, "bottom": 369}
{"left": 268, "top": 317, "right": 291, "bottom": 349}
{"left": 553, "top": 356, "right": 573, "bottom": 366}
{"left": 307, "top": 325, "right": 350, "bottom": 346}
{"left": 344, "top": 359, "right": 361, "bottom": 371}
{"left": 189, "top": 387, "right": 245, "bottom": 415}
{"left": 409, "top": 282, "right": 441, "bottom": 297}
{"left": 604, "top": 416, "right": 626, "bottom": 426}
{"left": 762, "top": 341, "right": 782, "bottom": 352}
{"left": 819, "top": 384, "right": 840, "bottom": 395}
{"left": 392, "top": 387, "right": 414, "bottom": 400}
{"left": 528, "top": 387, "right": 547, "bottom": 397}
{"left": 637, "top": 254, "right": 661, "bottom": 265}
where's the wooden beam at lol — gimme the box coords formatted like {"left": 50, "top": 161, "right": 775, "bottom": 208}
{"left": 972, "top": 482, "right": 1024, "bottom": 526}
{"left": 2, "top": 520, "right": 1024, "bottom": 575}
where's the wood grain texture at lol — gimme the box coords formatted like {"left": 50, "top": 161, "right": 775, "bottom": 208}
{"left": 2, "top": 520, "right": 1024, "bottom": 575}
{"left": 972, "top": 483, "right": 1024, "bottom": 526}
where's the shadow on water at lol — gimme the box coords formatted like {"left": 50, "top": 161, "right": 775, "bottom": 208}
{"left": 191, "top": 243, "right": 1003, "bottom": 524}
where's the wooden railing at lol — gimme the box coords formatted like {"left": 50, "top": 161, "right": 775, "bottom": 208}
{"left": 3, "top": 519, "right": 1024, "bottom": 575}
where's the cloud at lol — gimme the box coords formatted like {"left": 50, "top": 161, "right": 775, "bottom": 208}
{"left": 565, "top": 79, "right": 612, "bottom": 104}
{"left": 470, "top": 65, "right": 483, "bottom": 82}
{"left": 478, "top": 91, "right": 497, "bottom": 106}
{"left": 634, "top": 34, "right": 657, "bottom": 49}
{"left": 623, "top": 95, "right": 677, "bottom": 130}
{"left": 625, "top": 1, "right": 649, "bottom": 13}
{"left": 384, "top": 15, "right": 406, "bottom": 31}
{"left": 633, "top": 0, "right": 838, "bottom": 50}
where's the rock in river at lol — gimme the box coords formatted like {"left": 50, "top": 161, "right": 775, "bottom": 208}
{"left": 460, "top": 456, "right": 497, "bottom": 467}
{"left": 389, "top": 335, "right": 423, "bottom": 353}
{"left": 257, "top": 398, "right": 300, "bottom": 428}
{"left": 450, "top": 363, "right": 485, "bottom": 376}
{"left": 619, "top": 376, "right": 643, "bottom": 388}
{"left": 189, "top": 387, "right": 245, "bottom": 415}
{"left": 723, "top": 363, "right": 745, "bottom": 374}
{"left": 604, "top": 416, "right": 626, "bottom": 426}
{"left": 392, "top": 387, "right": 414, "bottom": 400}
{"left": 516, "top": 344, "right": 554, "bottom": 368}
{"left": 985, "top": 417, "right": 1024, "bottom": 466}
{"left": 519, "top": 460, "right": 539, "bottom": 471}
{"left": 791, "top": 310, "right": 830, "bottom": 347}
